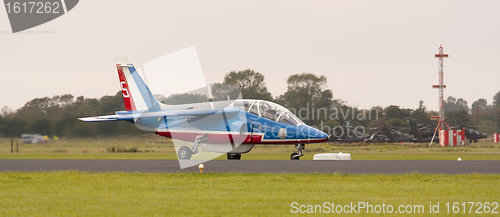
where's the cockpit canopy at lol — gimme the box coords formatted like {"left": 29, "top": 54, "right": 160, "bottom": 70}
{"left": 238, "top": 100, "right": 304, "bottom": 126}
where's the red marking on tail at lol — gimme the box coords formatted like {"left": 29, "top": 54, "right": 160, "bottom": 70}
{"left": 117, "top": 66, "right": 136, "bottom": 111}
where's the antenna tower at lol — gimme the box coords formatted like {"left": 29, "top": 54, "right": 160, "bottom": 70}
{"left": 430, "top": 45, "right": 450, "bottom": 146}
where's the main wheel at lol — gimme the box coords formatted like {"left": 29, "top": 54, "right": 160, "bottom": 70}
{"left": 227, "top": 153, "right": 241, "bottom": 160}
{"left": 178, "top": 146, "right": 192, "bottom": 160}
{"left": 290, "top": 153, "right": 300, "bottom": 160}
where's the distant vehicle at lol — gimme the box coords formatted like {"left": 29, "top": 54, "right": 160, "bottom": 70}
{"left": 416, "top": 124, "right": 489, "bottom": 143}
{"left": 364, "top": 125, "right": 413, "bottom": 143}
{"left": 382, "top": 125, "right": 414, "bottom": 143}
{"left": 449, "top": 125, "right": 488, "bottom": 143}
{"left": 328, "top": 126, "right": 369, "bottom": 143}
{"left": 364, "top": 133, "right": 387, "bottom": 143}
{"left": 411, "top": 126, "right": 439, "bottom": 143}
{"left": 21, "top": 134, "right": 47, "bottom": 144}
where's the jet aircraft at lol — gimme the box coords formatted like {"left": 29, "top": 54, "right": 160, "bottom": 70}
{"left": 79, "top": 56, "right": 328, "bottom": 160}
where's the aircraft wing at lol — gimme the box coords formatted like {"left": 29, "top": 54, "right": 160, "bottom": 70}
{"left": 78, "top": 115, "right": 122, "bottom": 122}
{"left": 78, "top": 107, "right": 242, "bottom": 122}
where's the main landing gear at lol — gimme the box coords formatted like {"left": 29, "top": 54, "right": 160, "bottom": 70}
{"left": 177, "top": 134, "right": 208, "bottom": 160}
{"left": 227, "top": 153, "right": 241, "bottom": 160}
{"left": 290, "top": 143, "right": 305, "bottom": 160}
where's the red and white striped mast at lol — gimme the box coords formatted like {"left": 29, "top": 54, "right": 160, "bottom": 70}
{"left": 430, "top": 45, "right": 451, "bottom": 146}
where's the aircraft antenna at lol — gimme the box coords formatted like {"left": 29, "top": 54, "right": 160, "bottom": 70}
{"left": 430, "top": 45, "right": 450, "bottom": 146}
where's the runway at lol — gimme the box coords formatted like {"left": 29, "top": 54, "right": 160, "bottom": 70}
{"left": 1, "top": 159, "right": 499, "bottom": 174}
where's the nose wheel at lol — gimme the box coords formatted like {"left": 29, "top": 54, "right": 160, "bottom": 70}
{"left": 290, "top": 144, "right": 305, "bottom": 160}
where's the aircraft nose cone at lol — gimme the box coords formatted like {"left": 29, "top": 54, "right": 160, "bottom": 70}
{"left": 318, "top": 131, "right": 329, "bottom": 141}
{"left": 304, "top": 125, "right": 329, "bottom": 142}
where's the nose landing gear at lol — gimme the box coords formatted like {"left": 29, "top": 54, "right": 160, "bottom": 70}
{"left": 290, "top": 143, "right": 305, "bottom": 160}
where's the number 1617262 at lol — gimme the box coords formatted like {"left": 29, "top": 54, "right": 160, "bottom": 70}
{"left": 5, "top": 2, "right": 61, "bottom": 14}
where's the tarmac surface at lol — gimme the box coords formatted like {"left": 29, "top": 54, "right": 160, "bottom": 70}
{"left": 1, "top": 159, "right": 499, "bottom": 174}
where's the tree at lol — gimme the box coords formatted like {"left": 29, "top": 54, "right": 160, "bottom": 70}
{"left": 99, "top": 92, "right": 126, "bottom": 115}
{"left": 384, "top": 105, "right": 411, "bottom": 120}
{"left": 456, "top": 98, "right": 469, "bottom": 111}
{"left": 317, "top": 89, "right": 333, "bottom": 108}
{"left": 493, "top": 91, "right": 500, "bottom": 107}
{"left": 411, "top": 106, "right": 430, "bottom": 126}
{"left": 495, "top": 107, "right": 500, "bottom": 130}
{"left": 446, "top": 110, "right": 472, "bottom": 125}
{"left": 156, "top": 93, "right": 208, "bottom": 105}
{"left": 281, "top": 73, "right": 329, "bottom": 107}
{"left": 221, "top": 69, "right": 272, "bottom": 101}
{"left": 477, "top": 120, "right": 496, "bottom": 135}
{"left": 0, "top": 118, "right": 27, "bottom": 138}
{"left": 278, "top": 73, "right": 332, "bottom": 126}
{"left": 211, "top": 83, "right": 242, "bottom": 101}
{"left": 1, "top": 106, "right": 12, "bottom": 116}
{"left": 443, "top": 96, "right": 469, "bottom": 113}
{"left": 471, "top": 98, "right": 488, "bottom": 113}
{"left": 387, "top": 118, "right": 410, "bottom": 132}
{"left": 31, "top": 119, "right": 53, "bottom": 136}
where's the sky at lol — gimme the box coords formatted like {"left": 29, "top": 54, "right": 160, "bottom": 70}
{"left": 0, "top": 0, "right": 499, "bottom": 112}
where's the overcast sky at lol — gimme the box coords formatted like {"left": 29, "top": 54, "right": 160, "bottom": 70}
{"left": 1, "top": 0, "right": 499, "bottom": 111}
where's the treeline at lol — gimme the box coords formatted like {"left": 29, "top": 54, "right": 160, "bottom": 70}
{"left": 0, "top": 93, "right": 146, "bottom": 138}
{"left": 211, "top": 69, "right": 500, "bottom": 134}
{"left": 1, "top": 69, "right": 499, "bottom": 138}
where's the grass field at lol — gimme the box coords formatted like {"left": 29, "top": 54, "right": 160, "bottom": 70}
{"left": 2, "top": 137, "right": 499, "bottom": 216}
{"left": 0, "top": 172, "right": 499, "bottom": 216}
{"left": 1, "top": 136, "right": 500, "bottom": 160}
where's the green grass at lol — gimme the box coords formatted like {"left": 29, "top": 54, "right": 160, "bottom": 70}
{"left": 1, "top": 137, "right": 500, "bottom": 160}
{"left": 0, "top": 172, "right": 499, "bottom": 216}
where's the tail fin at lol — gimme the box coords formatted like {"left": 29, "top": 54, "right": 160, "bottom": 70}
{"left": 115, "top": 56, "right": 161, "bottom": 111}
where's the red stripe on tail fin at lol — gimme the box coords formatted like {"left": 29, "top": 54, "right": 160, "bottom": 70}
{"left": 117, "top": 66, "right": 136, "bottom": 111}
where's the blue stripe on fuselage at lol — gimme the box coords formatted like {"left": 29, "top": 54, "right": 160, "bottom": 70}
{"left": 152, "top": 107, "right": 328, "bottom": 141}
{"left": 244, "top": 112, "right": 327, "bottom": 141}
